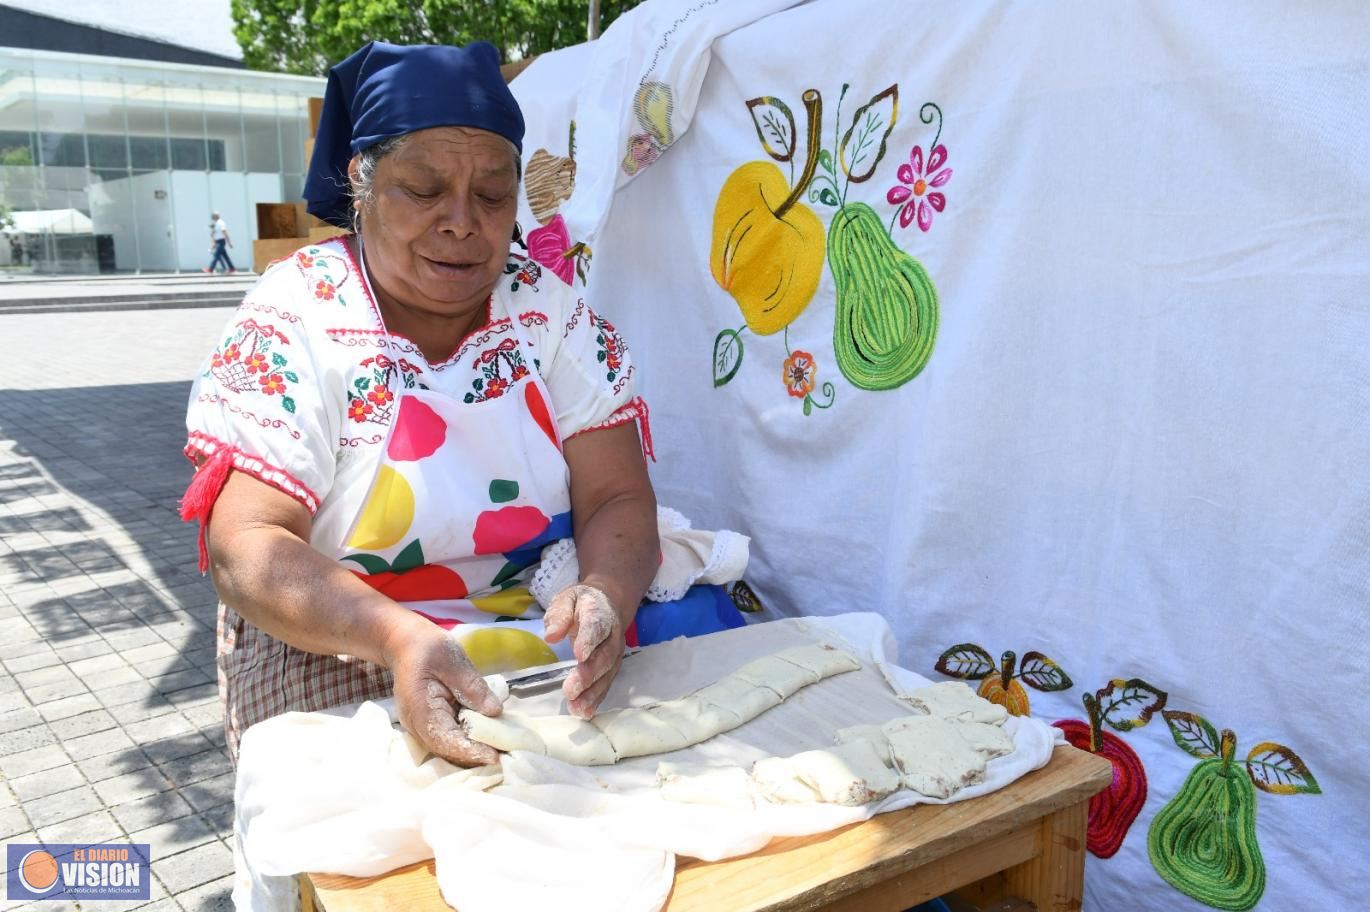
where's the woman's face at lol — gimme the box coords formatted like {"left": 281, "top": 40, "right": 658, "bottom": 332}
{"left": 354, "top": 126, "right": 519, "bottom": 318}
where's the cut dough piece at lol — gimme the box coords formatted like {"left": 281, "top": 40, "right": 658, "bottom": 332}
{"left": 460, "top": 710, "right": 548, "bottom": 755}
{"left": 901, "top": 682, "right": 1008, "bottom": 725}
{"left": 649, "top": 697, "right": 741, "bottom": 741}
{"left": 734, "top": 656, "right": 817, "bottom": 699}
{"left": 592, "top": 706, "right": 693, "bottom": 758}
{"left": 774, "top": 643, "right": 862, "bottom": 678}
{"left": 886, "top": 716, "right": 988, "bottom": 799}
{"left": 948, "top": 721, "right": 1015, "bottom": 759}
{"left": 532, "top": 715, "right": 618, "bottom": 766}
{"left": 656, "top": 762, "right": 757, "bottom": 809}
{"left": 693, "top": 676, "right": 782, "bottom": 719}
{"left": 753, "top": 739, "right": 900, "bottom": 807}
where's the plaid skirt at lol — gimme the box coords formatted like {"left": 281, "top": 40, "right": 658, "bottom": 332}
{"left": 217, "top": 600, "right": 394, "bottom": 765}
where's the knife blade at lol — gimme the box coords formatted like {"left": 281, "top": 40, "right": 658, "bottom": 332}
{"left": 502, "top": 648, "right": 641, "bottom": 692}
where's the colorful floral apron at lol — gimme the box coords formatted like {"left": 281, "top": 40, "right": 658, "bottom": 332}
{"left": 338, "top": 242, "right": 579, "bottom": 673}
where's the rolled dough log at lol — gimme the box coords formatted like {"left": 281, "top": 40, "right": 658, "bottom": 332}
{"left": 734, "top": 656, "right": 819, "bottom": 699}
{"left": 656, "top": 761, "right": 757, "bottom": 808}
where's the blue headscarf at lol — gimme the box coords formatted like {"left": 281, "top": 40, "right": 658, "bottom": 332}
{"left": 303, "top": 41, "right": 526, "bottom": 228}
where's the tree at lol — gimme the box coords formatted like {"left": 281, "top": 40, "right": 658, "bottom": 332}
{"left": 232, "top": 0, "right": 644, "bottom": 76}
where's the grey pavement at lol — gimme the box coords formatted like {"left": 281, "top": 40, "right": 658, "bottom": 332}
{"left": 1, "top": 305, "right": 241, "bottom": 911}
{"left": 0, "top": 275, "right": 255, "bottom": 316}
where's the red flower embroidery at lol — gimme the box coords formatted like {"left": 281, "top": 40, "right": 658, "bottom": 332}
{"left": 210, "top": 352, "right": 225, "bottom": 369}
{"left": 782, "top": 350, "right": 817, "bottom": 399}
{"left": 296, "top": 251, "right": 315, "bottom": 268}
{"left": 258, "top": 373, "right": 287, "bottom": 395}
{"left": 314, "top": 280, "right": 336, "bottom": 301}
{"left": 244, "top": 352, "right": 269, "bottom": 374}
{"left": 367, "top": 384, "right": 394, "bottom": 406}
{"left": 484, "top": 376, "right": 510, "bottom": 398}
{"left": 347, "top": 399, "right": 373, "bottom": 422}
{"left": 222, "top": 343, "right": 241, "bottom": 363}
{"left": 510, "top": 364, "right": 530, "bottom": 382}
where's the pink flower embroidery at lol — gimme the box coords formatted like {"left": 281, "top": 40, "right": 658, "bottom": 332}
{"left": 887, "top": 144, "right": 952, "bottom": 232}
{"left": 527, "top": 215, "right": 576, "bottom": 286}
{"left": 367, "top": 384, "right": 394, "bottom": 406}
{"left": 314, "top": 280, "right": 336, "bottom": 301}
{"left": 221, "top": 343, "right": 241, "bottom": 363}
{"left": 243, "top": 352, "right": 269, "bottom": 374}
{"left": 258, "top": 373, "right": 287, "bottom": 395}
{"left": 782, "top": 351, "right": 817, "bottom": 399}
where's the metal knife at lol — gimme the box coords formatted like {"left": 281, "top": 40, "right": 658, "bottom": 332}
{"left": 501, "top": 648, "right": 641, "bottom": 693}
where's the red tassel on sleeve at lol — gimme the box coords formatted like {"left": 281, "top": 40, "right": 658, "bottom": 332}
{"left": 633, "top": 398, "right": 655, "bottom": 463}
{"left": 179, "top": 445, "right": 235, "bottom": 573}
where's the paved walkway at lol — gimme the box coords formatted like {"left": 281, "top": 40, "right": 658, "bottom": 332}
{"left": 1, "top": 306, "right": 241, "bottom": 911}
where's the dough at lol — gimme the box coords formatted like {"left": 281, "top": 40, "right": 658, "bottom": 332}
{"left": 733, "top": 656, "right": 819, "bottom": 699}
{"left": 656, "top": 761, "right": 757, "bottom": 808}
{"left": 753, "top": 739, "right": 901, "bottom": 807}
{"left": 901, "top": 682, "right": 1008, "bottom": 725}
{"left": 945, "top": 720, "right": 1015, "bottom": 759}
{"left": 461, "top": 642, "right": 862, "bottom": 765}
{"left": 885, "top": 716, "right": 988, "bottom": 799}
{"left": 592, "top": 706, "right": 693, "bottom": 757}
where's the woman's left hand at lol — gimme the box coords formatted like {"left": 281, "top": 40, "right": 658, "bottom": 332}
{"left": 543, "top": 583, "right": 624, "bottom": 718}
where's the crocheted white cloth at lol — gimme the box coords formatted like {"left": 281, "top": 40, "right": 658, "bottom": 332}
{"left": 530, "top": 507, "right": 750, "bottom": 607}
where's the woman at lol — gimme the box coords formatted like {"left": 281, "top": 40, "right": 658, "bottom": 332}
{"left": 181, "top": 41, "right": 677, "bottom": 768}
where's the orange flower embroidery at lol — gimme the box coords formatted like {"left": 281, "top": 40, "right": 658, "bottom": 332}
{"left": 782, "top": 350, "right": 816, "bottom": 399}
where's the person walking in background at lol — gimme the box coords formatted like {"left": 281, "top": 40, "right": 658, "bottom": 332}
{"left": 205, "top": 211, "right": 236, "bottom": 273}
{"left": 8, "top": 235, "right": 22, "bottom": 265}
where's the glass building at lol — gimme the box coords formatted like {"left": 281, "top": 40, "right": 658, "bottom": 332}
{"left": 0, "top": 47, "right": 324, "bottom": 273}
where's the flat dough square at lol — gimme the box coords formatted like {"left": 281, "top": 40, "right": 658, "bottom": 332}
{"left": 901, "top": 682, "right": 1008, "bottom": 725}
{"left": 733, "top": 656, "right": 816, "bottom": 699}
{"left": 886, "top": 716, "right": 987, "bottom": 799}
{"left": 949, "top": 721, "right": 1015, "bottom": 759}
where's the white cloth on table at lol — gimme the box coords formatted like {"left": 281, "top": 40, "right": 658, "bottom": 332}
{"left": 232, "top": 613, "right": 1060, "bottom": 912}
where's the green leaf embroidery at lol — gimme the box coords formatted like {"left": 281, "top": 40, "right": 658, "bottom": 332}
{"left": 934, "top": 643, "right": 996, "bottom": 680}
{"left": 838, "top": 83, "right": 899, "bottom": 184}
{"left": 745, "top": 96, "right": 796, "bottom": 163}
{"left": 816, "top": 186, "right": 840, "bottom": 206}
{"left": 1246, "top": 742, "right": 1322, "bottom": 795}
{"left": 1097, "top": 678, "right": 1168, "bottom": 732}
{"left": 1018, "top": 651, "right": 1073, "bottom": 692}
{"left": 281, "top": 396, "right": 296, "bottom": 414}
{"left": 340, "top": 553, "right": 391, "bottom": 575}
{"left": 271, "top": 352, "right": 287, "bottom": 367}
{"left": 818, "top": 147, "right": 834, "bottom": 175}
{"left": 283, "top": 371, "right": 299, "bottom": 383}
{"left": 355, "top": 377, "right": 370, "bottom": 391}
{"left": 1163, "top": 710, "right": 1221, "bottom": 759}
{"left": 712, "top": 328, "right": 745, "bottom": 387}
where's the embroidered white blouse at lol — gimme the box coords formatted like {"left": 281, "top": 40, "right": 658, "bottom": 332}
{"left": 184, "top": 236, "right": 644, "bottom": 556}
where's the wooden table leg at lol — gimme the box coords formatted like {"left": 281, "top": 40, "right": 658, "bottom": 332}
{"left": 1002, "top": 798, "right": 1088, "bottom": 912}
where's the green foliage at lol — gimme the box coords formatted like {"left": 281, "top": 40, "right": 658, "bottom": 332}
{"left": 233, "top": 0, "right": 644, "bottom": 76}
{"left": 0, "top": 145, "right": 33, "bottom": 166}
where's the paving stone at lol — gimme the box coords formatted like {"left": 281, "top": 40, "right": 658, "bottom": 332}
{"left": 109, "top": 694, "right": 179, "bottom": 725}
{"left": 48, "top": 708, "right": 118, "bottom": 740}
{"left": 24, "top": 784, "right": 103, "bottom": 828}
{"left": 24, "top": 678, "right": 90, "bottom": 705}
{"left": 125, "top": 712, "right": 197, "bottom": 744}
{"left": 0, "top": 804, "right": 31, "bottom": 839}
{"left": 87, "top": 665, "right": 146, "bottom": 688}
{"left": 109, "top": 788, "right": 197, "bottom": 834}
{"left": 0, "top": 741, "right": 66, "bottom": 775}
{"left": 140, "top": 733, "right": 217, "bottom": 767}
{"left": 3, "top": 648, "right": 62, "bottom": 673}
{"left": 171, "top": 873, "right": 234, "bottom": 912}
{"left": 66, "top": 652, "right": 127, "bottom": 676}
{"left": 150, "top": 840, "right": 234, "bottom": 895}
{"left": 197, "top": 803, "right": 234, "bottom": 841}
{"left": 151, "top": 670, "right": 214, "bottom": 699}
{"left": 97, "top": 681, "right": 163, "bottom": 709}
{"left": 0, "top": 690, "right": 33, "bottom": 714}
{"left": 128, "top": 813, "right": 217, "bottom": 862}
{"left": 122, "top": 641, "right": 181, "bottom": 665}
{"left": 178, "top": 703, "right": 222, "bottom": 731}
{"left": 64, "top": 725, "right": 138, "bottom": 760}
{"left": 0, "top": 706, "right": 44, "bottom": 734}
{"left": 10, "top": 763, "right": 86, "bottom": 801}
{"left": 34, "top": 807, "right": 124, "bottom": 847}
{"left": 156, "top": 750, "right": 233, "bottom": 791}
{"left": 178, "top": 772, "right": 234, "bottom": 813}
{"left": 35, "top": 692, "right": 103, "bottom": 722}
{"left": 76, "top": 746, "right": 156, "bottom": 784}
{"left": 93, "top": 766, "right": 175, "bottom": 807}
{"left": 163, "top": 681, "right": 216, "bottom": 707}
{"left": 53, "top": 638, "right": 117, "bottom": 663}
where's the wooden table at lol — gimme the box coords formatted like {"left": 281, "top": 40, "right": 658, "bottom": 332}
{"left": 301, "top": 744, "right": 1112, "bottom": 912}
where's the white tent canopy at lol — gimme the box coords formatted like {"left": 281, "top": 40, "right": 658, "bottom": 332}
{"left": 2, "top": 208, "right": 94, "bottom": 235}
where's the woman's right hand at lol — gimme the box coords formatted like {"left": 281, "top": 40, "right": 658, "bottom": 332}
{"left": 383, "top": 619, "right": 504, "bottom": 767}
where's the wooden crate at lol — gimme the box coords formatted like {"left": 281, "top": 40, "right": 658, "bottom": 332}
{"left": 252, "top": 237, "right": 308, "bottom": 270}
{"left": 256, "top": 202, "right": 302, "bottom": 240}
